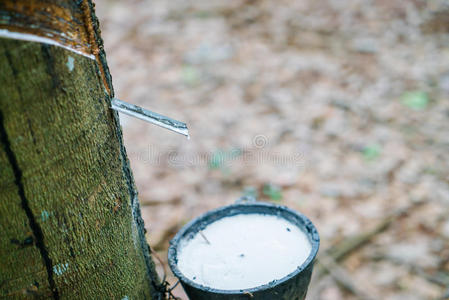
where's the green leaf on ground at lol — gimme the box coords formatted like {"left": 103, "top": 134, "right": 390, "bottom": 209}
{"left": 401, "top": 91, "right": 429, "bottom": 110}
{"left": 208, "top": 148, "right": 241, "bottom": 170}
{"left": 263, "top": 184, "right": 283, "bottom": 201}
{"left": 209, "top": 150, "right": 226, "bottom": 169}
{"left": 362, "top": 144, "right": 381, "bottom": 161}
{"left": 181, "top": 65, "right": 201, "bottom": 86}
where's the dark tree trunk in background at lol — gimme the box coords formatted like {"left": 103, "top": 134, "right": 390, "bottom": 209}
{"left": 0, "top": 1, "right": 161, "bottom": 298}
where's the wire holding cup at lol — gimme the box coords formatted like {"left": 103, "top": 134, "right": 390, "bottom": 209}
{"left": 235, "top": 195, "right": 257, "bottom": 204}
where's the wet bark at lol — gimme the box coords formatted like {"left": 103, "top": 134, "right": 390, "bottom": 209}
{"left": 0, "top": 1, "right": 161, "bottom": 299}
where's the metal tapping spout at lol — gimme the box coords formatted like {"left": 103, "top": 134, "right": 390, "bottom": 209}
{"left": 111, "top": 98, "right": 189, "bottom": 138}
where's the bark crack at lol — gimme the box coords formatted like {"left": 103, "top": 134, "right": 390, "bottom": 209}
{"left": 0, "top": 110, "right": 59, "bottom": 299}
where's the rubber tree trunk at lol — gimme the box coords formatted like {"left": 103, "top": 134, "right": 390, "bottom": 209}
{"left": 0, "top": 1, "right": 162, "bottom": 299}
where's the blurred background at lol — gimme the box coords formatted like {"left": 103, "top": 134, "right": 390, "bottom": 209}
{"left": 95, "top": 0, "right": 449, "bottom": 299}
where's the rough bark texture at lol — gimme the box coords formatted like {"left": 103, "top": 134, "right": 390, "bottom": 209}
{"left": 0, "top": 1, "right": 161, "bottom": 299}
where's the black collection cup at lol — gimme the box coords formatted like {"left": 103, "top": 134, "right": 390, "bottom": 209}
{"left": 168, "top": 200, "right": 320, "bottom": 300}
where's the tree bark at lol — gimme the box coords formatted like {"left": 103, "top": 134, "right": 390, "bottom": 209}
{"left": 0, "top": 1, "right": 162, "bottom": 299}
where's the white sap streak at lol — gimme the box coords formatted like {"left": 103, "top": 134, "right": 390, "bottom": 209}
{"left": 177, "top": 214, "right": 312, "bottom": 290}
{"left": 0, "top": 29, "right": 95, "bottom": 60}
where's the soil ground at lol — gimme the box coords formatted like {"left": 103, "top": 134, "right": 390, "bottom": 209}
{"left": 95, "top": 1, "right": 449, "bottom": 299}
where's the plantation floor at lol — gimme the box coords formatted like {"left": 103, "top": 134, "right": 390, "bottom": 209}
{"left": 96, "top": 1, "right": 449, "bottom": 299}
